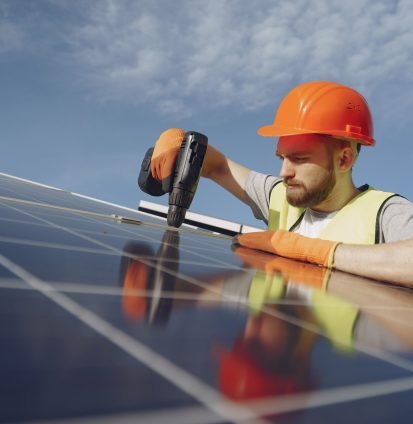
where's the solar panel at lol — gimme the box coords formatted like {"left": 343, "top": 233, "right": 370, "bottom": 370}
{"left": 1, "top": 172, "right": 413, "bottom": 423}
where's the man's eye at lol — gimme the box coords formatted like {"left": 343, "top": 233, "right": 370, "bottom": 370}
{"left": 292, "top": 156, "right": 308, "bottom": 162}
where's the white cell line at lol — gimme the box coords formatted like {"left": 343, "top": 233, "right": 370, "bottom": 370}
{"left": 0, "top": 195, "right": 142, "bottom": 225}
{"left": 0, "top": 236, "right": 114, "bottom": 255}
{"left": 0, "top": 279, "right": 244, "bottom": 304}
{"left": 25, "top": 405, "right": 224, "bottom": 424}
{"left": 3, "top": 278, "right": 413, "bottom": 327}
{"left": 0, "top": 173, "right": 144, "bottom": 216}
{"left": 22, "top": 376, "right": 413, "bottom": 424}
{"left": 0, "top": 175, "right": 208, "bottom": 235}
{"left": 0, "top": 187, "right": 235, "bottom": 248}
{"left": 24, "top": 199, "right": 245, "bottom": 269}
{"left": 0, "top": 235, "right": 243, "bottom": 271}
{"left": 0, "top": 254, "right": 266, "bottom": 424}
{"left": 1, "top": 174, "right": 246, "bottom": 246}
{"left": 3, "top": 214, "right": 413, "bottom": 304}
{"left": 239, "top": 374, "right": 413, "bottom": 418}
{"left": 258, "top": 302, "right": 413, "bottom": 374}
{"left": 73, "top": 213, "right": 242, "bottom": 269}
{"left": 4, "top": 202, "right": 413, "bottom": 382}
{"left": 0, "top": 202, "right": 256, "bottom": 305}
{"left": 3, "top": 279, "right": 413, "bottom": 349}
{"left": 0, "top": 172, "right": 64, "bottom": 191}
{"left": 0, "top": 193, "right": 235, "bottom": 244}
{"left": 0, "top": 211, "right": 233, "bottom": 257}
{"left": 0, "top": 199, "right": 234, "bottom": 270}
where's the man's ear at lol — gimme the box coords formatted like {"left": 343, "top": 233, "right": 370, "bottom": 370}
{"left": 337, "top": 147, "right": 356, "bottom": 171}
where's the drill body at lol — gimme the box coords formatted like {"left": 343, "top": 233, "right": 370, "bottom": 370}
{"left": 138, "top": 131, "right": 208, "bottom": 227}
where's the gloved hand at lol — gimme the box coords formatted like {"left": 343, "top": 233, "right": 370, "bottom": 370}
{"left": 234, "top": 230, "right": 340, "bottom": 268}
{"left": 122, "top": 258, "right": 150, "bottom": 320}
{"left": 151, "top": 128, "right": 185, "bottom": 188}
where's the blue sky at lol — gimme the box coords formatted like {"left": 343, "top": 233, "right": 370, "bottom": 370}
{"left": 1, "top": 0, "right": 412, "bottom": 228}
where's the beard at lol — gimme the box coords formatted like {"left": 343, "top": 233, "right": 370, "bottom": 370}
{"left": 285, "top": 166, "right": 336, "bottom": 209}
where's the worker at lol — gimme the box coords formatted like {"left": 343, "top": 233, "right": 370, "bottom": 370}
{"left": 150, "top": 81, "right": 413, "bottom": 285}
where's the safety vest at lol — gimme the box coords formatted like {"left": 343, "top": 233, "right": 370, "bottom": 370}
{"left": 268, "top": 182, "right": 397, "bottom": 244}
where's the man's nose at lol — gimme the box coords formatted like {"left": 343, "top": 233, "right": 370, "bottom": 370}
{"left": 279, "top": 159, "right": 294, "bottom": 179}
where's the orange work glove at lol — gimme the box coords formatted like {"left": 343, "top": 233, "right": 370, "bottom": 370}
{"left": 234, "top": 230, "right": 340, "bottom": 268}
{"left": 234, "top": 246, "right": 330, "bottom": 289}
{"left": 151, "top": 128, "right": 185, "bottom": 183}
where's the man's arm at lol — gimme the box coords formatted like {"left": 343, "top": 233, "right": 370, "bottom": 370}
{"left": 333, "top": 240, "right": 413, "bottom": 286}
{"left": 201, "top": 145, "right": 251, "bottom": 204}
{"left": 235, "top": 230, "right": 413, "bottom": 286}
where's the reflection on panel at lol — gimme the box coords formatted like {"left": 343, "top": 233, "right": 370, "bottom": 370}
{"left": 1, "top": 173, "right": 413, "bottom": 423}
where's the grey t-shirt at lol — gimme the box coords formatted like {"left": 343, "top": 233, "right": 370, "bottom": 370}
{"left": 244, "top": 171, "right": 413, "bottom": 243}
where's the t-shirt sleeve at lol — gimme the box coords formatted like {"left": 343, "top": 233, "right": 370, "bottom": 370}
{"left": 244, "top": 171, "right": 280, "bottom": 225}
{"left": 379, "top": 196, "right": 413, "bottom": 243}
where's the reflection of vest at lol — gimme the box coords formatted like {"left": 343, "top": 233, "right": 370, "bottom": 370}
{"left": 268, "top": 182, "right": 397, "bottom": 244}
{"left": 248, "top": 271, "right": 359, "bottom": 350}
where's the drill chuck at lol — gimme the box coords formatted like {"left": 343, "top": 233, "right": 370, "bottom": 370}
{"left": 167, "top": 205, "right": 187, "bottom": 228}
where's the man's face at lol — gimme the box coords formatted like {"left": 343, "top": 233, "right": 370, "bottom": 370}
{"left": 276, "top": 134, "right": 336, "bottom": 209}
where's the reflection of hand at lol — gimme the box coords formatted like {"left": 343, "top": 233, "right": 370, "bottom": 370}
{"left": 234, "top": 230, "right": 340, "bottom": 268}
{"left": 151, "top": 128, "right": 185, "bottom": 182}
{"left": 122, "top": 259, "right": 150, "bottom": 320}
{"left": 234, "top": 246, "right": 329, "bottom": 289}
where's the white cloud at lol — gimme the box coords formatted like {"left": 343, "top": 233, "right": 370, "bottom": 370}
{"left": 2, "top": 0, "right": 413, "bottom": 119}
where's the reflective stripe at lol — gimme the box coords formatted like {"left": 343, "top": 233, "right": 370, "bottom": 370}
{"left": 311, "top": 289, "right": 359, "bottom": 351}
{"left": 268, "top": 183, "right": 395, "bottom": 244}
{"left": 247, "top": 271, "right": 285, "bottom": 314}
{"left": 247, "top": 271, "right": 359, "bottom": 350}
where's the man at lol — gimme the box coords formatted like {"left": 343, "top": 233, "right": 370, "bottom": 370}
{"left": 150, "top": 81, "right": 413, "bottom": 285}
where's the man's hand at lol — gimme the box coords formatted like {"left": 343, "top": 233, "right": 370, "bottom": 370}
{"left": 234, "top": 230, "right": 340, "bottom": 268}
{"left": 151, "top": 128, "right": 185, "bottom": 184}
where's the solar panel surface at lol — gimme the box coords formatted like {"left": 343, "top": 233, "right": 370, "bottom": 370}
{"left": 1, "top": 172, "right": 413, "bottom": 423}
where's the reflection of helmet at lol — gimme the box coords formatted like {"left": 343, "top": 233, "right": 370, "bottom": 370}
{"left": 218, "top": 338, "right": 301, "bottom": 400}
{"left": 258, "top": 81, "right": 375, "bottom": 146}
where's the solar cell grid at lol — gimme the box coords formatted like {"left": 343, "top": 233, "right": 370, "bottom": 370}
{"left": 1, "top": 173, "right": 413, "bottom": 423}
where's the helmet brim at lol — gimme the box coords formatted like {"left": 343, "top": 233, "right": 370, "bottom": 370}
{"left": 257, "top": 124, "right": 375, "bottom": 146}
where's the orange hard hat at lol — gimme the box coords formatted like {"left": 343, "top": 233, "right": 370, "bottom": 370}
{"left": 258, "top": 81, "right": 375, "bottom": 146}
{"left": 217, "top": 338, "right": 301, "bottom": 400}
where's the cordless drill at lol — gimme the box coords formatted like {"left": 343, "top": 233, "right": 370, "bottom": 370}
{"left": 138, "top": 131, "right": 208, "bottom": 227}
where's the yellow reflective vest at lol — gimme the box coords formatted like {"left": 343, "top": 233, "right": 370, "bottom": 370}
{"left": 268, "top": 182, "right": 397, "bottom": 244}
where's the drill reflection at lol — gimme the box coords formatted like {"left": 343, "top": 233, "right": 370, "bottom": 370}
{"left": 120, "top": 230, "right": 179, "bottom": 325}
{"left": 120, "top": 231, "right": 413, "bottom": 403}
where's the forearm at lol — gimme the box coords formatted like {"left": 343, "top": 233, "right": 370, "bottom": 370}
{"left": 201, "top": 145, "right": 251, "bottom": 203}
{"left": 333, "top": 240, "right": 413, "bottom": 286}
